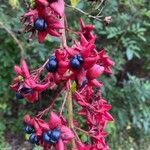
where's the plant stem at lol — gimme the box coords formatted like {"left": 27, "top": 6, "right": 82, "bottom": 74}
{"left": 60, "top": 16, "right": 67, "bottom": 48}
{"left": 36, "top": 88, "right": 64, "bottom": 118}
{"left": 0, "top": 21, "right": 25, "bottom": 58}
{"left": 75, "top": 126, "right": 89, "bottom": 135}
{"left": 75, "top": 126, "right": 95, "bottom": 138}
{"left": 66, "top": 80, "right": 76, "bottom": 149}
{"left": 60, "top": 15, "right": 76, "bottom": 148}
{"left": 66, "top": 4, "right": 102, "bottom": 21}
{"left": 60, "top": 91, "right": 68, "bottom": 116}
{"left": 66, "top": 82, "right": 74, "bottom": 128}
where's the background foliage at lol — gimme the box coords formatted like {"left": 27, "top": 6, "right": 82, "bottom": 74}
{"left": 0, "top": 0, "right": 149, "bottom": 149}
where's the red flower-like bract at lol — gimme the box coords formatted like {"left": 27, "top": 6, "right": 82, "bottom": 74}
{"left": 10, "top": 59, "right": 49, "bottom": 103}
{"left": 24, "top": 112, "right": 74, "bottom": 150}
{"left": 21, "top": 0, "right": 64, "bottom": 43}
{"left": 74, "top": 87, "right": 113, "bottom": 149}
{"left": 10, "top": 1, "right": 115, "bottom": 149}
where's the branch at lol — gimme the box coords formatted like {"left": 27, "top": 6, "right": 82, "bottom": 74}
{"left": 65, "top": 4, "right": 102, "bottom": 21}
{"left": 75, "top": 126, "right": 89, "bottom": 135}
{"left": 59, "top": 15, "right": 77, "bottom": 148}
{"left": 66, "top": 80, "right": 76, "bottom": 148}
{"left": 36, "top": 88, "right": 64, "bottom": 118}
{"left": 60, "top": 91, "right": 68, "bottom": 115}
{"left": 0, "top": 21, "right": 24, "bottom": 58}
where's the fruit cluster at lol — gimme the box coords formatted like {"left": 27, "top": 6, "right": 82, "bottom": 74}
{"left": 74, "top": 87, "right": 113, "bottom": 149}
{"left": 21, "top": 0, "right": 64, "bottom": 43}
{"left": 10, "top": 0, "right": 115, "bottom": 149}
{"left": 10, "top": 59, "right": 49, "bottom": 102}
{"left": 24, "top": 125, "right": 39, "bottom": 145}
{"left": 43, "top": 129, "right": 61, "bottom": 145}
{"left": 23, "top": 112, "right": 74, "bottom": 149}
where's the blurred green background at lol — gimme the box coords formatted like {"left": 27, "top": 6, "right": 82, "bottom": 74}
{"left": 0, "top": 0, "right": 150, "bottom": 149}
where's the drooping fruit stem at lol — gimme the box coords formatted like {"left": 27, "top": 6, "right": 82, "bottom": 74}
{"left": 36, "top": 88, "right": 64, "bottom": 118}
{"left": 60, "top": 15, "right": 76, "bottom": 149}
{"left": 66, "top": 81, "right": 76, "bottom": 149}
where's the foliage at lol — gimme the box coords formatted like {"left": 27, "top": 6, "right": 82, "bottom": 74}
{"left": 70, "top": 0, "right": 79, "bottom": 7}
{"left": 104, "top": 75, "right": 150, "bottom": 149}
{"left": 0, "top": 0, "right": 149, "bottom": 149}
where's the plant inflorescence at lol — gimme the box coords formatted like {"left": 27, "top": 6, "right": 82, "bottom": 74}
{"left": 10, "top": 0, "right": 114, "bottom": 149}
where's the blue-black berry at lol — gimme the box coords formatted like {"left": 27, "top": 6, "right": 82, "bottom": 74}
{"left": 76, "top": 55, "right": 84, "bottom": 64}
{"left": 43, "top": 132, "right": 51, "bottom": 143}
{"left": 46, "top": 56, "right": 58, "bottom": 72}
{"left": 70, "top": 57, "right": 81, "bottom": 69}
{"left": 24, "top": 125, "right": 34, "bottom": 134}
{"left": 34, "top": 18, "right": 48, "bottom": 31}
{"left": 29, "top": 133, "right": 39, "bottom": 144}
{"left": 81, "top": 79, "right": 88, "bottom": 88}
{"left": 49, "top": 56, "right": 56, "bottom": 61}
{"left": 43, "top": 129, "right": 61, "bottom": 144}
{"left": 47, "top": 130, "right": 52, "bottom": 136}
{"left": 20, "top": 87, "right": 33, "bottom": 94}
{"left": 16, "top": 92, "right": 24, "bottom": 99}
{"left": 43, "top": 132, "right": 55, "bottom": 144}
{"left": 50, "top": 129, "right": 61, "bottom": 142}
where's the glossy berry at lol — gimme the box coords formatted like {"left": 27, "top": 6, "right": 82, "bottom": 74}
{"left": 24, "top": 125, "right": 34, "bottom": 134}
{"left": 76, "top": 55, "right": 84, "bottom": 64}
{"left": 43, "top": 129, "right": 61, "bottom": 144}
{"left": 46, "top": 56, "right": 58, "bottom": 72}
{"left": 43, "top": 132, "right": 51, "bottom": 143}
{"left": 70, "top": 57, "right": 81, "bottom": 70}
{"left": 47, "top": 130, "right": 52, "bottom": 136}
{"left": 50, "top": 129, "right": 61, "bottom": 142}
{"left": 81, "top": 79, "right": 88, "bottom": 88}
{"left": 43, "top": 131, "right": 55, "bottom": 144}
{"left": 49, "top": 56, "right": 56, "bottom": 61}
{"left": 34, "top": 18, "right": 48, "bottom": 31}
{"left": 29, "top": 133, "right": 39, "bottom": 144}
{"left": 20, "top": 87, "right": 33, "bottom": 94}
{"left": 16, "top": 92, "right": 24, "bottom": 99}
{"left": 49, "top": 138, "right": 57, "bottom": 144}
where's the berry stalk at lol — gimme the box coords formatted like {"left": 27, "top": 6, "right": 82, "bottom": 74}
{"left": 66, "top": 81, "right": 76, "bottom": 149}
{"left": 60, "top": 16, "right": 76, "bottom": 149}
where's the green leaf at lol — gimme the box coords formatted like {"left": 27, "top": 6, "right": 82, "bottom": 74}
{"left": 0, "top": 122, "right": 6, "bottom": 132}
{"left": 81, "top": 134, "right": 88, "bottom": 142}
{"left": 25, "top": 134, "right": 30, "bottom": 140}
{"left": 70, "top": 0, "right": 79, "bottom": 7}
{"left": 9, "top": 0, "right": 20, "bottom": 9}
{"left": 126, "top": 48, "right": 133, "bottom": 60}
